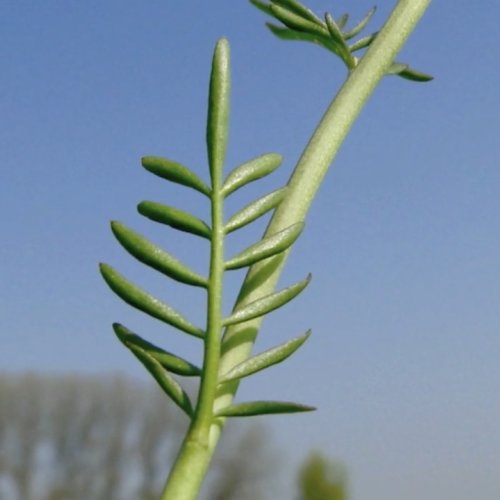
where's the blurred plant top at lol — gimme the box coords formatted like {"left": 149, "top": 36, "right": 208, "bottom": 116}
{"left": 298, "top": 452, "right": 348, "bottom": 500}
{"left": 251, "top": 0, "right": 432, "bottom": 80}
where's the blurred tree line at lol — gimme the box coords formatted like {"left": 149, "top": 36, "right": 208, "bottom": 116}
{"left": 0, "top": 373, "right": 276, "bottom": 500}
{"left": 0, "top": 373, "right": 347, "bottom": 500}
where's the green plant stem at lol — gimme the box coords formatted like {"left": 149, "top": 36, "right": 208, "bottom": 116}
{"left": 162, "top": 0, "right": 431, "bottom": 497}
{"left": 218, "top": 0, "right": 431, "bottom": 398}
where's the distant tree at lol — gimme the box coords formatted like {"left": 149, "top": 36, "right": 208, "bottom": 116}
{"left": 0, "top": 373, "right": 276, "bottom": 500}
{"left": 208, "top": 424, "right": 277, "bottom": 500}
{"left": 298, "top": 452, "right": 348, "bottom": 500}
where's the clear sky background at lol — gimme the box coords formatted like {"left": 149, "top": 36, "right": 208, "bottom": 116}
{"left": 1, "top": 1, "right": 499, "bottom": 499}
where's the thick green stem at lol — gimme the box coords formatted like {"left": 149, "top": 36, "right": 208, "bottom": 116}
{"left": 215, "top": 0, "right": 432, "bottom": 446}
{"left": 162, "top": 0, "right": 431, "bottom": 497}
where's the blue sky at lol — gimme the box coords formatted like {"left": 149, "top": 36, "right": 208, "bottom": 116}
{"left": 1, "top": 1, "right": 499, "bottom": 499}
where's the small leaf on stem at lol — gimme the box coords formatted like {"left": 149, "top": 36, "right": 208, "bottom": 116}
{"left": 99, "top": 263, "right": 204, "bottom": 338}
{"left": 270, "top": 4, "right": 328, "bottom": 37}
{"left": 219, "top": 330, "right": 311, "bottom": 383}
{"left": 271, "top": 0, "right": 323, "bottom": 25}
{"left": 221, "top": 153, "right": 282, "bottom": 197}
{"left": 324, "top": 13, "right": 344, "bottom": 45}
{"left": 225, "top": 187, "right": 287, "bottom": 233}
{"left": 141, "top": 156, "right": 210, "bottom": 196}
{"left": 223, "top": 274, "right": 311, "bottom": 326}
{"left": 343, "top": 6, "right": 376, "bottom": 40}
{"left": 113, "top": 323, "right": 201, "bottom": 376}
{"left": 349, "top": 32, "right": 378, "bottom": 52}
{"left": 216, "top": 400, "right": 316, "bottom": 417}
{"left": 126, "top": 340, "right": 194, "bottom": 417}
{"left": 249, "top": 0, "right": 274, "bottom": 17}
{"left": 207, "top": 38, "right": 230, "bottom": 184}
{"left": 138, "top": 201, "right": 211, "bottom": 239}
{"left": 266, "top": 23, "right": 334, "bottom": 50}
{"left": 397, "top": 66, "right": 434, "bottom": 82}
{"left": 111, "top": 221, "right": 208, "bottom": 288}
{"left": 325, "top": 13, "right": 355, "bottom": 67}
{"left": 225, "top": 222, "right": 304, "bottom": 270}
{"left": 336, "top": 13, "right": 349, "bottom": 30}
{"left": 386, "top": 62, "right": 409, "bottom": 75}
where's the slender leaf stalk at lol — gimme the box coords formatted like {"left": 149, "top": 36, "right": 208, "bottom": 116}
{"left": 159, "top": 173, "right": 225, "bottom": 500}
{"left": 159, "top": 38, "right": 229, "bottom": 500}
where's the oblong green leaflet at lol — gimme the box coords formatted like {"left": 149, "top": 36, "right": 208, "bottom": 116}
{"left": 225, "top": 222, "right": 304, "bottom": 270}
{"left": 207, "top": 38, "right": 230, "bottom": 185}
{"left": 99, "top": 263, "right": 204, "bottom": 338}
{"left": 141, "top": 156, "right": 211, "bottom": 197}
{"left": 138, "top": 201, "right": 211, "bottom": 239}
{"left": 126, "top": 341, "right": 194, "bottom": 417}
{"left": 343, "top": 6, "right": 376, "bottom": 40}
{"left": 397, "top": 66, "right": 433, "bottom": 82}
{"left": 324, "top": 12, "right": 344, "bottom": 45}
{"left": 221, "top": 153, "right": 282, "bottom": 197}
{"left": 349, "top": 32, "right": 377, "bottom": 52}
{"left": 249, "top": 0, "right": 274, "bottom": 17}
{"left": 215, "top": 400, "right": 316, "bottom": 418}
{"left": 219, "top": 330, "right": 311, "bottom": 383}
{"left": 270, "top": 4, "right": 328, "bottom": 37}
{"left": 111, "top": 222, "right": 207, "bottom": 288}
{"left": 223, "top": 274, "right": 311, "bottom": 326}
{"left": 225, "top": 187, "right": 287, "bottom": 234}
{"left": 267, "top": 23, "right": 334, "bottom": 49}
{"left": 336, "top": 13, "right": 349, "bottom": 30}
{"left": 324, "top": 14, "right": 354, "bottom": 67}
{"left": 113, "top": 323, "right": 201, "bottom": 377}
{"left": 386, "top": 61, "right": 434, "bottom": 82}
{"left": 271, "top": 0, "right": 323, "bottom": 25}
{"left": 386, "top": 62, "right": 408, "bottom": 75}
